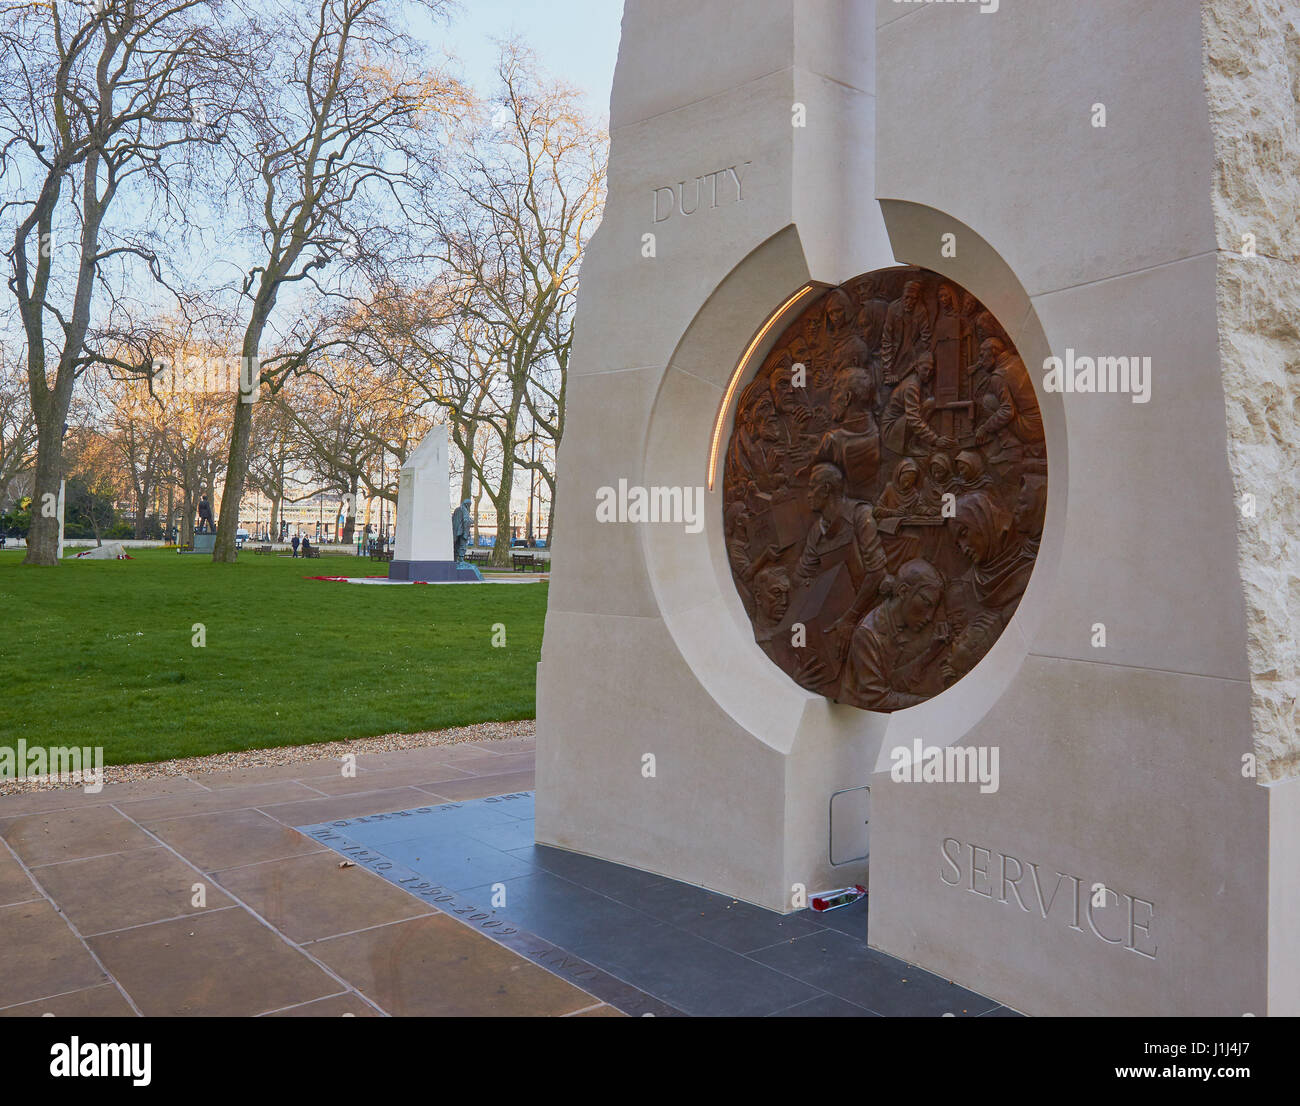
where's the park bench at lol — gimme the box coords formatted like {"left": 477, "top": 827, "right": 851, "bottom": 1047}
{"left": 302, "top": 546, "right": 320, "bottom": 559}
{"left": 511, "top": 551, "right": 551, "bottom": 573}
{"left": 254, "top": 545, "right": 274, "bottom": 555}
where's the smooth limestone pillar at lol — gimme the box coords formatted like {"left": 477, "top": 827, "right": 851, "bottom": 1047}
{"left": 537, "top": 0, "right": 1299, "bottom": 1016}
{"left": 538, "top": 0, "right": 892, "bottom": 917}
{"left": 388, "top": 424, "right": 479, "bottom": 582}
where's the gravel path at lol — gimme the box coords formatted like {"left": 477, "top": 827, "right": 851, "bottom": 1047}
{"left": 0, "top": 719, "right": 536, "bottom": 795}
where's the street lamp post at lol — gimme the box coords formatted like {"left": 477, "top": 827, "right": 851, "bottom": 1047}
{"left": 527, "top": 408, "right": 535, "bottom": 547}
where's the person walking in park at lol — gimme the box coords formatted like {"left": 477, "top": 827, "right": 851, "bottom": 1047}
{"left": 291, "top": 533, "right": 300, "bottom": 557}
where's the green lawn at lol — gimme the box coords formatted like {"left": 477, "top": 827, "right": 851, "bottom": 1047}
{"left": 0, "top": 548, "right": 547, "bottom": 766}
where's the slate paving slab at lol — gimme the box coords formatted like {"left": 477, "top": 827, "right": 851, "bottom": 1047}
{"left": 767, "top": 993, "right": 880, "bottom": 1017}
{"left": 603, "top": 874, "right": 826, "bottom": 954}
{"left": 306, "top": 793, "right": 1002, "bottom": 1017}
{"left": 750, "top": 927, "right": 999, "bottom": 1017}
{"left": 801, "top": 895, "right": 869, "bottom": 940}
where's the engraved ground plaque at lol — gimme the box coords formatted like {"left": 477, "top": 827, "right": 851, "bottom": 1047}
{"left": 723, "top": 266, "right": 1048, "bottom": 711}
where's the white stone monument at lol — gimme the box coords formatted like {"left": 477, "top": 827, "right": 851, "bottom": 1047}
{"left": 536, "top": 0, "right": 1300, "bottom": 1016}
{"left": 388, "top": 424, "right": 480, "bottom": 582}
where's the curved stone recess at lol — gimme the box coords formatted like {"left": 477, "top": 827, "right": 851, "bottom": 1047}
{"left": 640, "top": 212, "right": 1061, "bottom": 761}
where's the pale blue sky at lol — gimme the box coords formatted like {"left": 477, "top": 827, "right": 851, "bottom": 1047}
{"left": 432, "top": 0, "right": 624, "bottom": 115}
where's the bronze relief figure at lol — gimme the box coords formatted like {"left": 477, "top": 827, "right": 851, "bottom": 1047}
{"left": 723, "top": 266, "right": 1047, "bottom": 712}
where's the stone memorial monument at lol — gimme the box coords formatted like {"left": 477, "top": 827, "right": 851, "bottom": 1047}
{"left": 388, "top": 424, "right": 482, "bottom": 582}
{"left": 536, "top": 0, "right": 1300, "bottom": 1016}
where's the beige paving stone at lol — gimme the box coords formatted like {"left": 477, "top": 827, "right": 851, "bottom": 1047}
{"left": 262, "top": 993, "right": 381, "bottom": 1017}
{"left": 116, "top": 780, "right": 327, "bottom": 824}
{"left": 258, "top": 787, "right": 439, "bottom": 828}
{"left": 0, "top": 854, "right": 40, "bottom": 907}
{"left": 0, "top": 984, "right": 137, "bottom": 1018}
{"left": 87, "top": 908, "right": 339, "bottom": 1017}
{"left": 32, "top": 846, "right": 232, "bottom": 936}
{"left": 146, "top": 809, "right": 324, "bottom": 873}
{"left": 301, "top": 765, "right": 473, "bottom": 796}
{"left": 213, "top": 851, "right": 432, "bottom": 943}
{"left": 420, "top": 771, "right": 535, "bottom": 803}
{"left": 190, "top": 761, "right": 347, "bottom": 789}
{"left": 0, "top": 777, "right": 206, "bottom": 817}
{"left": 3, "top": 806, "right": 156, "bottom": 868}
{"left": 311, "top": 914, "right": 598, "bottom": 1017}
{"left": 0, "top": 900, "right": 108, "bottom": 1009}
{"left": 441, "top": 753, "right": 536, "bottom": 777}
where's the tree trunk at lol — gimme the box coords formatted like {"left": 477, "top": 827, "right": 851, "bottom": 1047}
{"left": 457, "top": 424, "right": 474, "bottom": 503}
{"left": 21, "top": 414, "right": 66, "bottom": 565}
{"left": 181, "top": 493, "right": 195, "bottom": 548}
{"left": 489, "top": 424, "right": 518, "bottom": 567}
{"left": 490, "top": 489, "right": 512, "bottom": 567}
{"left": 214, "top": 333, "right": 263, "bottom": 561}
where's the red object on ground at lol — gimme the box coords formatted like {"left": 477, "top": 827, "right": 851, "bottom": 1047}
{"left": 810, "top": 885, "right": 867, "bottom": 912}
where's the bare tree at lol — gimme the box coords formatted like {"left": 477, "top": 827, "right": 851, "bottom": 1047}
{"left": 211, "top": 0, "right": 464, "bottom": 562}
{"left": 0, "top": 0, "right": 247, "bottom": 564}
{"left": 418, "top": 41, "right": 605, "bottom": 563}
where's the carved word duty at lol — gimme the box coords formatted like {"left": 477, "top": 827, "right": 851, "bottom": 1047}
{"left": 723, "top": 266, "right": 1047, "bottom": 711}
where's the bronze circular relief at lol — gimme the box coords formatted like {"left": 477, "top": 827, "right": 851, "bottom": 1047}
{"left": 722, "top": 266, "right": 1047, "bottom": 711}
